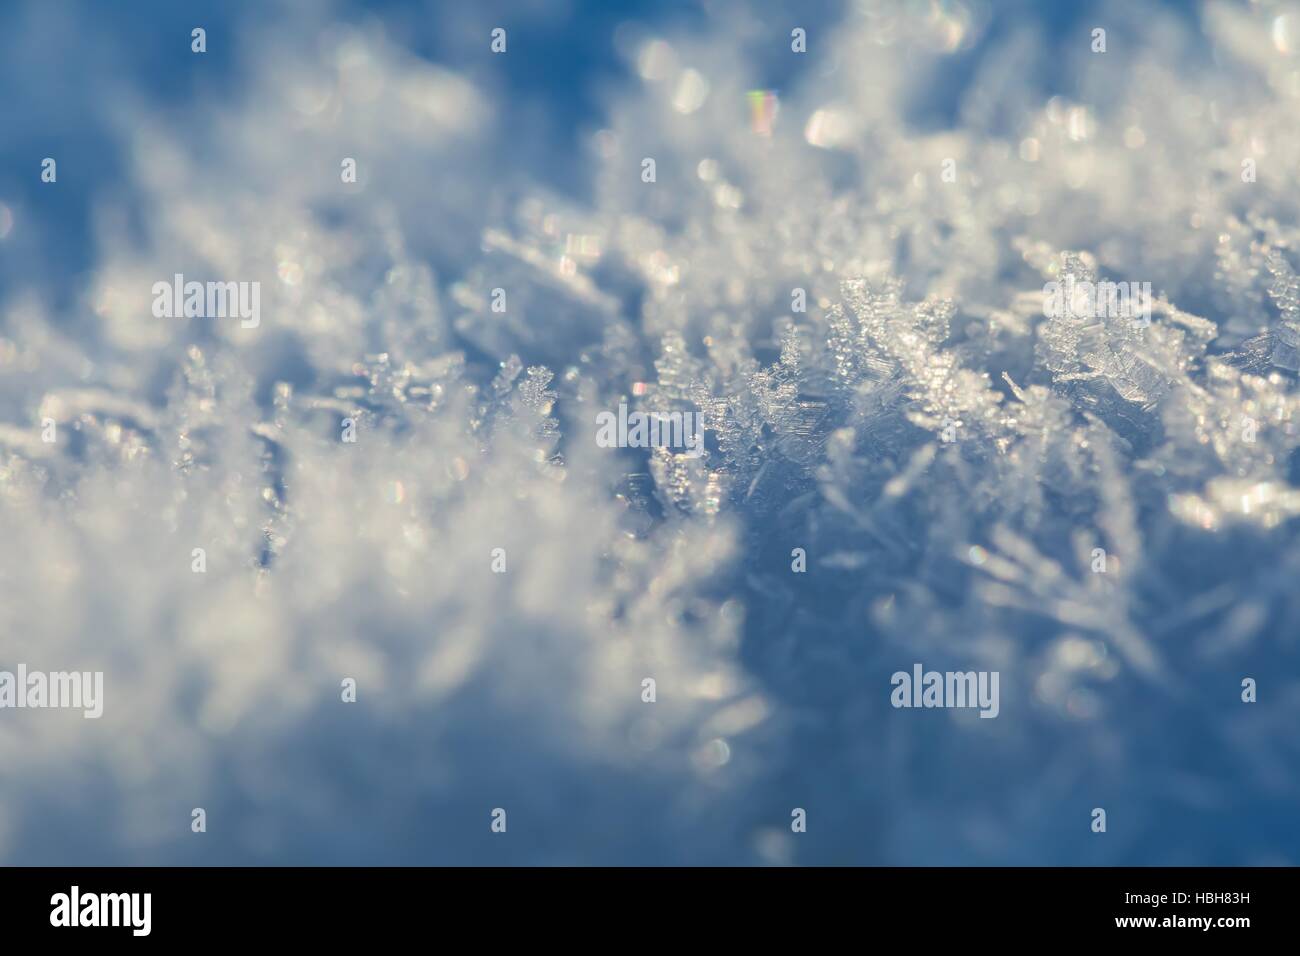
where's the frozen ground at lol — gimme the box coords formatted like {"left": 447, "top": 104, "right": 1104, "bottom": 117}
{"left": 0, "top": 0, "right": 1298, "bottom": 864}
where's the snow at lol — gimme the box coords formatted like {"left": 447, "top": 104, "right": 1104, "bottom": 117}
{"left": 1, "top": 0, "right": 1298, "bottom": 863}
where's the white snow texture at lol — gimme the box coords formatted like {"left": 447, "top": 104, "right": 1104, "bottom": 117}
{"left": 1, "top": 0, "right": 1299, "bottom": 864}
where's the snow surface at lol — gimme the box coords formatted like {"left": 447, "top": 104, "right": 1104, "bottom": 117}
{"left": 1, "top": 0, "right": 1298, "bottom": 864}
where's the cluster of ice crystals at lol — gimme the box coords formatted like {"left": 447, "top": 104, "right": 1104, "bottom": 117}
{"left": 4, "top": 0, "right": 1300, "bottom": 864}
